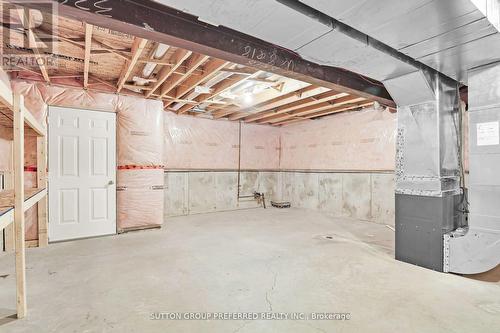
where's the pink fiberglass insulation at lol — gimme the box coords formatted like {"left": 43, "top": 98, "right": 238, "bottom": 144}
{"left": 12, "top": 80, "right": 117, "bottom": 114}
{"left": 240, "top": 123, "right": 281, "bottom": 170}
{"left": 280, "top": 107, "right": 397, "bottom": 171}
{"left": 24, "top": 171, "right": 38, "bottom": 241}
{"left": 12, "top": 80, "right": 164, "bottom": 166}
{"left": 11, "top": 80, "right": 47, "bottom": 125}
{"left": 164, "top": 112, "right": 239, "bottom": 169}
{"left": 117, "top": 169, "right": 164, "bottom": 232}
{"left": 163, "top": 112, "right": 281, "bottom": 170}
{"left": 116, "top": 95, "right": 164, "bottom": 167}
{"left": 24, "top": 136, "right": 37, "bottom": 167}
{"left": 115, "top": 96, "right": 164, "bottom": 231}
{"left": 9, "top": 80, "right": 165, "bottom": 234}
{"left": 0, "top": 136, "right": 11, "bottom": 171}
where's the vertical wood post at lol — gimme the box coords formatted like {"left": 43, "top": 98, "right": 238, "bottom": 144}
{"left": 4, "top": 141, "right": 15, "bottom": 251}
{"left": 37, "top": 136, "right": 48, "bottom": 247}
{"left": 13, "top": 93, "right": 27, "bottom": 318}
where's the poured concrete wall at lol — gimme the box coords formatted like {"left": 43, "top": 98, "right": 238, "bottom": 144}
{"left": 165, "top": 170, "right": 394, "bottom": 225}
{"left": 164, "top": 171, "right": 280, "bottom": 217}
{"left": 162, "top": 108, "right": 396, "bottom": 224}
{"left": 280, "top": 172, "right": 395, "bottom": 225}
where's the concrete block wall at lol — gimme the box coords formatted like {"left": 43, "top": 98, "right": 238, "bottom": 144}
{"left": 164, "top": 171, "right": 281, "bottom": 217}
{"left": 280, "top": 171, "right": 395, "bottom": 225}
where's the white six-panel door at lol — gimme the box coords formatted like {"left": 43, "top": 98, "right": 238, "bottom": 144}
{"left": 48, "top": 106, "right": 116, "bottom": 242}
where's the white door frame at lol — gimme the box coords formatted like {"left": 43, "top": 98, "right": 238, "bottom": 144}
{"left": 47, "top": 106, "right": 117, "bottom": 242}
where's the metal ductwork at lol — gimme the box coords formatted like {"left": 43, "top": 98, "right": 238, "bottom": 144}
{"left": 444, "top": 62, "right": 500, "bottom": 274}
{"left": 152, "top": 0, "right": 500, "bottom": 273}
{"left": 383, "top": 70, "right": 465, "bottom": 271}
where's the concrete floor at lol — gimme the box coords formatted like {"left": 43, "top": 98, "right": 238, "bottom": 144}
{"left": 0, "top": 208, "right": 499, "bottom": 332}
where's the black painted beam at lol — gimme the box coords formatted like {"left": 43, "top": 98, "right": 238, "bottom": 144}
{"left": 17, "top": 0, "right": 395, "bottom": 106}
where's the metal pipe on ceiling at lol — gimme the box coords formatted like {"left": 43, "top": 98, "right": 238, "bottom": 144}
{"left": 275, "top": 0, "right": 459, "bottom": 85}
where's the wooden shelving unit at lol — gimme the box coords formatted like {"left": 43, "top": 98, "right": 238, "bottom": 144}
{"left": 0, "top": 75, "right": 47, "bottom": 319}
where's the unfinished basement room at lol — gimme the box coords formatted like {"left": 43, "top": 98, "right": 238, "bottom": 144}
{"left": 0, "top": 0, "right": 499, "bottom": 332}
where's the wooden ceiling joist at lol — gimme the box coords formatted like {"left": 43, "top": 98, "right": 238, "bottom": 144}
{"left": 223, "top": 85, "right": 330, "bottom": 121}
{"left": 158, "top": 53, "right": 209, "bottom": 102}
{"left": 263, "top": 96, "right": 367, "bottom": 124}
{"left": 177, "top": 74, "right": 244, "bottom": 114}
{"left": 17, "top": 8, "right": 51, "bottom": 83}
{"left": 116, "top": 37, "right": 148, "bottom": 93}
{"left": 211, "top": 85, "right": 318, "bottom": 119}
{"left": 3, "top": 4, "right": 380, "bottom": 127}
{"left": 83, "top": 23, "right": 92, "bottom": 88}
{"left": 244, "top": 90, "right": 348, "bottom": 123}
{"left": 174, "top": 59, "right": 229, "bottom": 100}
{"left": 177, "top": 71, "right": 261, "bottom": 114}
{"left": 144, "top": 49, "right": 192, "bottom": 98}
{"left": 30, "top": 0, "right": 395, "bottom": 107}
{"left": 273, "top": 100, "right": 374, "bottom": 126}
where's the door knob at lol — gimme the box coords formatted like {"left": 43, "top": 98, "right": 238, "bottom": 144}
{"left": 108, "top": 180, "right": 114, "bottom": 186}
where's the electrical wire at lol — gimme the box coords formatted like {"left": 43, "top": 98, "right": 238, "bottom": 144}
{"left": 453, "top": 84, "right": 470, "bottom": 217}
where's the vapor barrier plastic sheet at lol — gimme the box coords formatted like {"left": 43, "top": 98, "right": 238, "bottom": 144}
{"left": 25, "top": 171, "right": 38, "bottom": 241}
{"left": 117, "top": 95, "right": 164, "bottom": 166}
{"left": 241, "top": 124, "right": 281, "bottom": 170}
{"left": 7, "top": 80, "right": 165, "bottom": 235}
{"left": 0, "top": 137, "right": 11, "bottom": 171}
{"left": 163, "top": 113, "right": 281, "bottom": 170}
{"left": 117, "top": 169, "right": 164, "bottom": 231}
{"left": 12, "top": 80, "right": 116, "bottom": 118}
{"left": 280, "top": 107, "right": 397, "bottom": 171}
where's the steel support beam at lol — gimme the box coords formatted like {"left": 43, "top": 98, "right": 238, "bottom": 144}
{"left": 17, "top": 0, "right": 395, "bottom": 107}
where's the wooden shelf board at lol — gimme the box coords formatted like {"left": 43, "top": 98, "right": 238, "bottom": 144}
{"left": 0, "top": 187, "right": 47, "bottom": 218}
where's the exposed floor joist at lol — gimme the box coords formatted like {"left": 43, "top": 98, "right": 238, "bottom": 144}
{"left": 163, "top": 58, "right": 229, "bottom": 109}
{"left": 244, "top": 90, "right": 348, "bottom": 123}
{"left": 145, "top": 49, "right": 192, "bottom": 99}
{"left": 261, "top": 96, "right": 366, "bottom": 124}
{"left": 176, "top": 73, "right": 252, "bottom": 114}
{"left": 117, "top": 37, "right": 148, "bottom": 93}
{"left": 213, "top": 85, "right": 328, "bottom": 120}
{"left": 158, "top": 54, "right": 209, "bottom": 101}
{"left": 21, "top": 0, "right": 395, "bottom": 108}
{"left": 16, "top": 8, "right": 50, "bottom": 83}
{"left": 276, "top": 101, "right": 374, "bottom": 126}
{"left": 4, "top": 2, "right": 382, "bottom": 127}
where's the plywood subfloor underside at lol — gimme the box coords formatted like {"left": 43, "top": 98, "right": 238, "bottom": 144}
{"left": 0, "top": 208, "right": 499, "bottom": 332}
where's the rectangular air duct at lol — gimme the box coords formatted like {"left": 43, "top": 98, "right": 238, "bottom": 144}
{"left": 384, "top": 70, "right": 464, "bottom": 271}
{"left": 445, "top": 62, "right": 500, "bottom": 274}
